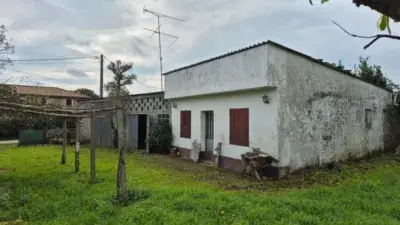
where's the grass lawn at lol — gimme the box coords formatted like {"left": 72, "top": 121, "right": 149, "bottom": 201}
{"left": 1, "top": 145, "right": 400, "bottom": 225}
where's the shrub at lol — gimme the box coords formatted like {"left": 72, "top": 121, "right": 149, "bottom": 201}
{"left": 148, "top": 120, "right": 173, "bottom": 154}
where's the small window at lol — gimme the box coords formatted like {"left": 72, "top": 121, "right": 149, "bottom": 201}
{"left": 230, "top": 108, "right": 249, "bottom": 146}
{"left": 365, "top": 109, "right": 372, "bottom": 129}
{"left": 180, "top": 111, "right": 191, "bottom": 138}
{"left": 66, "top": 99, "right": 72, "bottom": 106}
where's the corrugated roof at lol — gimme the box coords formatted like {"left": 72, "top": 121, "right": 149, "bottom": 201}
{"left": 9, "top": 85, "right": 90, "bottom": 99}
{"left": 162, "top": 40, "right": 392, "bottom": 92}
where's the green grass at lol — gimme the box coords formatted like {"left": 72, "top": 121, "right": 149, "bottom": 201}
{"left": 1, "top": 145, "right": 400, "bottom": 225}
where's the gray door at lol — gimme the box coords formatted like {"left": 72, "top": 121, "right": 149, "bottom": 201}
{"left": 204, "top": 111, "right": 214, "bottom": 161}
{"left": 95, "top": 116, "right": 112, "bottom": 147}
{"left": 128, "top": 115, "right": 139, "bottom": 149}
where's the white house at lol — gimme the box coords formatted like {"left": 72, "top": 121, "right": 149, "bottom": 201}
{"left": 163, "top": 41, "right": 393, "bottom": 177}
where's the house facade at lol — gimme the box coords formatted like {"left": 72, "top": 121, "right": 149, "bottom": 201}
{"left": 164, "top": 41, "right": 393, "bottom": 176}
{"left": 10, "top": 84, "right": 89, "bottom": 107}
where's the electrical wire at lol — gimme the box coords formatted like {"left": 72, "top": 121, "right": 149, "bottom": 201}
{"left": 7, "top": 68, "right": 63, "bottom": 81}
{"left": 134, "top": 79, "right": 160, "bottom": 90}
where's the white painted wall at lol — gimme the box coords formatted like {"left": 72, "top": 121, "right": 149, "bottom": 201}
{"left": 164, "top": 44, "right": 277, "bottom": 99}
{"left": 268, "top": 45, "right": 393, "bottom": 170}
{"left": 171, "top": 88, "right": 279, "bottom": 160}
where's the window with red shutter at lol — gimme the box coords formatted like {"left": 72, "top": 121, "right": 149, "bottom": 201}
{"left": 229, "top": 108, "right": 249, "bottom": 146}
{"left": 180, "top": 111, "right": 191, "bottom": 138}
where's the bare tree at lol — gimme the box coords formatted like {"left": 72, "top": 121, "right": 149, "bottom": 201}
{"left": 0, "top": 25, "right": 15, "bottom": 75}
{"left": 106, "top": 60, "right": 136, "bottom": 199}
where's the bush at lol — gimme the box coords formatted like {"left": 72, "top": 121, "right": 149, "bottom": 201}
{"left": 148, "top": 120, "right": 173, "bottom": 154}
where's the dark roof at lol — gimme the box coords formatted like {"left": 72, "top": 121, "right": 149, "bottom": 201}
{"left": 163, "top": 40, "right": 392, "bottom": 92}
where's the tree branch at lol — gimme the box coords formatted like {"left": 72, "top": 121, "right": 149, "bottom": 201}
{"left": 333, "top": 21, "right": 400, "bottom": 49}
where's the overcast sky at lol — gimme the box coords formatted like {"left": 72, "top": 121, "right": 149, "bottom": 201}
{"left": 0, "top": 0, "right": 399, "bottom": 95}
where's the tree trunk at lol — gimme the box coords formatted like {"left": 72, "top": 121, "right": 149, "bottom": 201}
{"left": 61, "top": 119, "right": 67, "bottom": 164}
{"left": 75, "top": 118, "right": 80, "bottom": 172}
{"left": 116, "top": 106, "right": 127, "bottom": 198}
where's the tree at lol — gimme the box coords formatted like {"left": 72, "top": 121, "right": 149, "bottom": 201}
{"left": 0, "top": 25, "right": 15, "bottom": 75}
{"left": 309, "top": 1, "right": 400, "bottom": 49}
{"left": 105, "top": 60, "right": 136, "bottom": 97}
{"left": 354, "top": 56, "right": 398, "bottom": 91}
{"left": 106, "top": 60, "right": 136, "bottom": 200}
{"left": 74, "top": 88, "right": 99, "bottom": 99}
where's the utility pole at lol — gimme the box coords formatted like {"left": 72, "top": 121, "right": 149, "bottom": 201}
{"left": 143, "top": 7, "right": 185, "bottom": 91}
{"left": 100, "top": 54, "right": 104, "bottom": 98}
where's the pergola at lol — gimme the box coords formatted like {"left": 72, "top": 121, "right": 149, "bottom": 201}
{"left": 0, "top": 101, "right": 119, "bottom": 183}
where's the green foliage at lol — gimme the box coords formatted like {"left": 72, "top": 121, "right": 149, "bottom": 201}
{"left": 0, "top": 25, "right": 14, "bottom": 74}
{"left": 74, "top": 88, "right": 99, "bottom": 99}
{"left": 105, "top": 60, "right": 136, "bottom": 97}
{"left": 354, "top": 56, "right": 398, "bottom": 91}
{"left": 148, "top": 120, "right": 173, "bottom": 154}
{"left": 0, "top": 146, "right": 400, "bottom": 224}
{"left": 0, "top": 85, "right": 70, "bottom": 138}
{"left": 327, "top": 60, "right": 345, "bottom": 70}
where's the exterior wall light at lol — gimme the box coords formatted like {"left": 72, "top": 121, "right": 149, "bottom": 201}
{"left": 262, "top": 94, "right": 269, "bottom": 104}
{"left": 172, "top": 102, "right": 178, "bottom": 108}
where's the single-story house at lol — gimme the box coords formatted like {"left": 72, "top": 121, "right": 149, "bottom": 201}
{"left": 163, "top": 40, "right": 394, "bottom": 177}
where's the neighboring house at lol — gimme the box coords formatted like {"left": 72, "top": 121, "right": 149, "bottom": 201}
{"left": 9, "top": 84, "right": 89, "bottom": 107}
{"left": 163, "top": 40, "right": 394, "bottom": 177}
{"left": 78, "top": 92, "right": 170, "bottom": 149}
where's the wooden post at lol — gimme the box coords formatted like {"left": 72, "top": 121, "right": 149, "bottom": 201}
{"left": 90, "top": 115, "right": 96, "bottom": 183}
{"left": 61, "top": 119, "right": 67, "bottom": 164}
{"left": 75, "top": 118, "right": 81, "bottom": 173}
{"left": 116, "top": 106, "right": 127, "bottom": 198}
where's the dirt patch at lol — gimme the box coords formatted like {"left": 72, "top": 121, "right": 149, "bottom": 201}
{"left": 143, "top": 151, "right": 400, "bottom": 192}
{"left": 0, "top": 220, "right": 25, "bottom": 225}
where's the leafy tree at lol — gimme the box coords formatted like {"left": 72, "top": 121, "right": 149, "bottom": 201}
{"left": 327, "top": 60, "right": 345, "bottom": 70}
{"left": 105, "top": 60, "right": 136, "bottom": 97}
{"left": 353, "top": 56, "right": 398, "bottom": 91}
{"left": 106, "top": 60, "right": 136, "bottom": 200}
{"left": 0, "top": 25, "right": 14, "bottom": 75}
{"left": 74, "top": 88, "right": 99, "bottom": 99}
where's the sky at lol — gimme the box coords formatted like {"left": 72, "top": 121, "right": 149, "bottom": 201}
{"left": 0, "top": 0, "right": 399, "bottom": 95}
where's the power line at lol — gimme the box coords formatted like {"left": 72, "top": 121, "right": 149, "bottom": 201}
{"left": 6, "top": 56, "right": 98, "bottom": 62}
{"left": 134, "top": 79, "right": 160, "bottom": 90}
{"left": 8, "top": 68, "right": 63, "bottom": 81}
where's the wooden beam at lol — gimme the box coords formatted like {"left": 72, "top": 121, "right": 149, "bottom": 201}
{"left": 0, "top": 101, "right": 119, "bottom": 115}
{"left": 0, "top": 106, "right": 89, "bottom": 118}
{"left": 61, "top": 119, "right": 67, "bottom": 164}
{"left": 90, "top": 115, "right": 96, "bottom": 183}
{"left": 75, "top": 118, "right": 81, "bottom": 173}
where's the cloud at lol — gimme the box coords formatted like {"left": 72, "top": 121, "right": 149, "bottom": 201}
{"left": 1, "top": 0, "right": 400, "bottom": 94}
{"left": 67, "top": 69, "right": 88, "bottom": 78}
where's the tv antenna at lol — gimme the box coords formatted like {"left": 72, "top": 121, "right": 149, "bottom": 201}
{"left": 143, "top": 7, "right": 185, "bottom": 91}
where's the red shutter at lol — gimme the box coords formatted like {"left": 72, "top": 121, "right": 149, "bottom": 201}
{"left": 229, "top": 108, "right": 249, "bottom": 146}
{"left": 180, "top": 111, "right": 191, "bottom": 138}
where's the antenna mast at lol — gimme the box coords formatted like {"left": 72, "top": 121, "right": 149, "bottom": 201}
{"left": 143, "top": 7, "right": 185, "bottom": 91}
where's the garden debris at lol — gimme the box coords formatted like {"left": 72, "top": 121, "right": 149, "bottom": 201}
{"left": 241, "top": 148, "right": 278, "bottom": 181}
